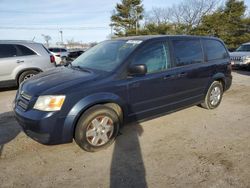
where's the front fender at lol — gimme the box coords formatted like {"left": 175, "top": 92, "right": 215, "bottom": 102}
{"left": 62, "top": 92, "right": 127, "bottom": 142}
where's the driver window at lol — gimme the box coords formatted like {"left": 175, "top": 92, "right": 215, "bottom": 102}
{"left": 131, "top": 42, "right": 170, "bottom": 74}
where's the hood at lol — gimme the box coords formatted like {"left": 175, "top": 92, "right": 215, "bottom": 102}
{"left": 21, "top": 67, "right": 100, "bottom": 96}
{"left": 230, "top": 51, "right": 250, "bottom": 57}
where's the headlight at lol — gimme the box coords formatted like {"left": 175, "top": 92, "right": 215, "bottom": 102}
{"left": 34, "top": 95, "right": 66, "bottom": 111}
{"left": 243, "top": 56, "right": 250, "bottom": 60}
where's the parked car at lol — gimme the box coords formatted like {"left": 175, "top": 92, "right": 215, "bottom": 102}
{"left": 230, "top": 42, "right": 250, "bottom": 70}
{"left": 68, "top": 49, "right": 84, "bottom": 60}
{"left": 14, "top": 35, "right": 232, "bottom": 152}
{"left": 0, "top": 40, "right": 56, "bottom": 87}
{"left": 65, "top": 49, "right": 85, "bottom": 66}
{"left": 48, "top": 47, "right": 69, "bottom": 66}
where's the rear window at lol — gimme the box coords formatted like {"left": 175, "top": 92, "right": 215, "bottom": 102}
{"left": 0, "top": 44, "right": 18, "bottom": 58}
{"left": 172, "top": 39, "right": 203, "bottom": 67}
{"left": 49, "top": 48, "right": 67, "bottom": 52}
{"left": 16, "top": 45, "right": 36, "bottom": 56}
{"left": 203, "top": 39, "right": 228, "bottom": 61}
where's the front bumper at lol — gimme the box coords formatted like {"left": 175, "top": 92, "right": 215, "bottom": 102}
{"left": 231, "top": 61, "right": 250, "bottom": 68}
{"left": 14, "top": 107, "right": 72, "bottom": 145}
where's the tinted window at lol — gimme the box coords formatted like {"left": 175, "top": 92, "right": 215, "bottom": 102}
{"left": 16, "top": 45, "right": 36, "bottom": 56}
{"left": 49, "top": 48, "right": 66, "bottom": 53}
{"left": 132, "top": 42, "right": 170, "bottom": 74}
{"left": 173, "top": 39, "right": 203, "bottom": 66}
{"left": 0, "top": 44, "right": 18, "bottom": 58}
{"left": 203, "top": 39, "right": 228, "bottom": 61}
{"left": 236, "top": 44, "right": 250, "bottom": 52}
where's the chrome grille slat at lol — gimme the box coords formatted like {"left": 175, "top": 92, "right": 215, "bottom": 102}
{"left": 17, "top": 91, "right": 32, "bottom": 111}
{"left": 230, "top": 56, "right": 242, "bottom": 61}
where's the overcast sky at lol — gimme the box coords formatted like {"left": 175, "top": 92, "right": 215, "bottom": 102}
{"left": 0, "top": 0, "right": 249, "bottom": 44}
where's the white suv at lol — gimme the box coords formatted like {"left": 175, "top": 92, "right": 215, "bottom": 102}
{"left": 0, "top": 40, "right": 56, "bottom": 87}
{"left": 48, "top": 47, "right": 69, "bottom": 66}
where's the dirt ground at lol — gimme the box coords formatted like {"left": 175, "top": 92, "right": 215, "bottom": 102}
{"left": 0, "top": 70, "right": 249, "bottom": 188}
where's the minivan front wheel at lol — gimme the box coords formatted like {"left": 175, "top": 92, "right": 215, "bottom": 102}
{"left": 74, "top": 105, "right": 120, "bottom": 152}
{"left": 201, "top": 81, "right": 223, "bottom": 109}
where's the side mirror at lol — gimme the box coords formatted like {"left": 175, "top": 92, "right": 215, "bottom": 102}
{"left": 128, "top": 64, "right": 147, "bottom": 76}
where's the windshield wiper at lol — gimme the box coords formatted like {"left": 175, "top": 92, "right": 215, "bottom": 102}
{"left": 69, "top": 64, "right": 91, "bottom": 73}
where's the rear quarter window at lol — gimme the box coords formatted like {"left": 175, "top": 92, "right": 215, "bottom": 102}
{"left": 172, "top": 39, "right": 203, "bottom": 67}
{"left": 16, "top": 45, "right": 36, "bottom": 56}
{"left": 203, "top": 39, "right": 228, "bottom": 61}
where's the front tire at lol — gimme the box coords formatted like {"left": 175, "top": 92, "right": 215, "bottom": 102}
{"left": 74, "top": 105, "right": 120, "bottom": 152}
{"left": 201, "top": 81, "right": 223, "bottom": 109}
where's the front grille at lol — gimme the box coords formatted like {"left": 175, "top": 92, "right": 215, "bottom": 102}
{"left": 17, "top": 91, "right": 32, "bottom": 111}
{"left": 230, "top": 56, "right": 242, "bottom": 61}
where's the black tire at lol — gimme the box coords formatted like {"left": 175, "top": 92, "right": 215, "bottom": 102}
{"left": 247, "top": 65, "right": 250, "bottom": 71}
{"left": 18, "top": 70, "right": 39, "bottom": 85}
{"left": 201, "top": 81, "right": 223, "bottom": 109}
{"left": 60, "top": 56, "right": 67, "bottom": 65}
{"left": 74, "top": 105, "right": 120, "bottom": 152}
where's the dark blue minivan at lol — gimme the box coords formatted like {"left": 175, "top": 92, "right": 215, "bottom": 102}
{"left": 14, "top": 35, "right": 232, "bottom": 152}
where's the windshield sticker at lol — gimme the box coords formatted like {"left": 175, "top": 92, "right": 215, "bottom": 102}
{"left": 126, "top": 40, "right": 143, "bottom": 45}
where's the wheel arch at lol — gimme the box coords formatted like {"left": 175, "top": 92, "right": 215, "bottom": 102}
{"left": 62, "top": 92, "right": 127, "bottom": 142}
{"left": 205, "top": 73, "right": 226, "bottom": 93}
{"left": 212, "top": 73, "right": 226, "bottom": 91}
{"left": 15, "top": 68, "right": 43, "bottom": 84}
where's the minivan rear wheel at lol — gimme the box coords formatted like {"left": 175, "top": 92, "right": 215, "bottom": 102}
{"left": 201, "top": 81, "right": 223, "bottom": 109}
{"left": 18, "top": 70, "right": 39, "bottom": 85}
{"left": 74, "top": 105, "right": 120, "bottom": 152}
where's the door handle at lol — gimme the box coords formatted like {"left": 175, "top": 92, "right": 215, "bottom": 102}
{"left": 177, "top": 72, "right": 187, "bottom": 78}
{"left": 16, "top": 60, "right": 24, "bottom": 63}
{"left": 163, "top": 74, "right": 177, "bottom": 80}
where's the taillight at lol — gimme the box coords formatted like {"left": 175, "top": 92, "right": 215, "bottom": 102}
{"left": 50, "top": 55, "right": 55, "bottom": 63}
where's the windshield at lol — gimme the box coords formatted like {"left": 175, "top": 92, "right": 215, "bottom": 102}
{"left": 72, "top": 40, "right": 141, "bottom": 72}
{"left": 236, "top": 44, "right": 250, "bottom": 52}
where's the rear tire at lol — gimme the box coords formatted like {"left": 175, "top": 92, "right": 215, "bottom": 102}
{"left": 201, "top": 81, "right": 223, "bottom": 109}
{"left": 18, "top": 70, "right": 39, "bottom": 85}
{"left": 74, "top": 105, "right": 120, "bottom": 152}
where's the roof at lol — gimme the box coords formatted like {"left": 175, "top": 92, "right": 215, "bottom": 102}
{"left": 0, "top": 40, "right": 40, "bottom": 44}
{"left": 113, "top": 35, "right": 220, "bottom": 41}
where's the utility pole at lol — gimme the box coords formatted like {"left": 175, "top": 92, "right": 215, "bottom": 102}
{"left": 59, "top": 30, "right": 63, "bottom": 45}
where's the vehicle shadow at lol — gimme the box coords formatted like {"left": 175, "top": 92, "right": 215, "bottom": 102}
{"left": 110, "top": 122, "right": 147, "bottom": 188}
{"left": 0, "top": 111, "right": 21, "bottom": 157}
{"left": 233, "top": 69, "right": 250, "bottom": 76}
{"left": 0, "top": 86, "right": 18, "bottom": 92}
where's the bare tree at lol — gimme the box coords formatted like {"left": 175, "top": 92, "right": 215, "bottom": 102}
{"left": 41, "top": 34, "right": 52, "bottom": 47}
{"left": 145, "top": 7, "right": 172, "bottom": 25}
{"left": 173, "top": 0, "right": 218, "bottom": 26}
{"left": 145, "top": 0, "right": 219, "bottom": 28}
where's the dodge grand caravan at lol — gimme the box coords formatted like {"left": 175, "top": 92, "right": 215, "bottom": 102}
{"left": 14, "top": 36, "right": 232, "bottom": 152}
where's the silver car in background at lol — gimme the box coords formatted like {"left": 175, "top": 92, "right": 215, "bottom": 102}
{"left": 230, "top": 42, "right": 250, "bottom": 70}
{"left": 0, "top": 40, "right": 56, "bottom": 87}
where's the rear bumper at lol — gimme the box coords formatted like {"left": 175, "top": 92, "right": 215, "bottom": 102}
{"left": 14, "top": 107, "right": 73, "bottom": 145}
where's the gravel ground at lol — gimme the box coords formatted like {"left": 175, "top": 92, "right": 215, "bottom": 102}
{"left": 0, "top": 70, "right": 249, "bottom": 188}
